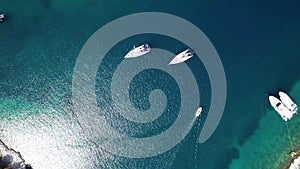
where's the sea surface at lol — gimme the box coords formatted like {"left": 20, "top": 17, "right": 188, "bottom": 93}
{"left": 1, "top": 0, "right": 300, "bottom": 169}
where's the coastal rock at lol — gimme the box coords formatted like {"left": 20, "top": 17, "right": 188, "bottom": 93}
{"left": 0, "top": 139, "right": 32, "bottom": 169}
{"left": 289, "top": 157, "right": 300, "bottom": 169}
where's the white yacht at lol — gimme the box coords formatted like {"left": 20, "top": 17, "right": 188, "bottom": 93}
{"left": 269, "top": 95, "right": 293, "bottom": 121}
{"left": 124, "top": 44, "right": 151, "bottom": 58}
{"left": 279, "top": 91, "right": 298, "bottom": 114}
{"left": 195, "top": 106, "right": 202, "bottom": 117}
{"left": 168, "top": 48, "right": 194, "bottom": 65}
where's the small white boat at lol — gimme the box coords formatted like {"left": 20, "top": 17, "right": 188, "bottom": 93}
{"left": 269, "top": 95, "right": 293, "bottom": 121}
{"left": 279, "top": 91, "right": 298, "bottom": 114}
{"left": 0, "top": 14, "right": 5, "bottom": 22}
{"left": 195, "top": 106, "right": 202, "bottom": 117}
{"left": 168, "top": 48, "right": 194, "bottom": 65}
{"left": 124, "top": 44, "right": 151, "bottom": 58}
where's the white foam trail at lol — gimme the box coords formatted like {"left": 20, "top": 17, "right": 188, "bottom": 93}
{"left": 73, "top": 47, "right": 200, "bottom": 158}
{"left": 73, "top": 12, "right": 226, "bottom": 158}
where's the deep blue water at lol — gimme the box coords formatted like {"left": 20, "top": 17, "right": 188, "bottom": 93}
{"left": 1, "top": 0, "right": 300, "bottom": 168}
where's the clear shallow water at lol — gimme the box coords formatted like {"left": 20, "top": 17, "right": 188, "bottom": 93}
{"left": 230, "top": 81, "right": 300, "bottom": 169}
{"left": 1, "top": 0, "right": 300, "bottom": 169}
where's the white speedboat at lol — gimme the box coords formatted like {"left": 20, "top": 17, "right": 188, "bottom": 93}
{"left": 168, "top": 48, "right": 194, "bottom": 65}
{"left": 269, "top": 95, "right": 293, "bottom": 121}
{"left": 279, "top": 91, "right": 298, "bottom": 114}
{"left": 0, "top": 14, "right": 4, "bottom": 22}
{"left": 195, "top": 106, "right": 202, "bottom": 117}
{"left": 124, "top": 44, "right": 151, "bottom": 58}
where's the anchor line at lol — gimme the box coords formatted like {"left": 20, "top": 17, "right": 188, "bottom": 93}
{"left": 285, "top": 121, "right": 294, "bottom": 151}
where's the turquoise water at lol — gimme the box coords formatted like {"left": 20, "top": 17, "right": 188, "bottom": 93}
{"left": 1, "top": 0, "right": 300, "bottom": 168}
{"left": 230, "top": 81, "right": 300, "bottom": 169}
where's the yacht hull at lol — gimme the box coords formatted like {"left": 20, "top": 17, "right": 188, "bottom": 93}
{"left": 169, "top": 49, "right": 194, "bottom": 65}
{"left": 124, "top": 44, "right": 151, "bottom": 58}
{"left": 279, "top": 91, "right": 298, "bottom": 114}
{"left": 269, "top": 95, "right": 293, "bottom": 121}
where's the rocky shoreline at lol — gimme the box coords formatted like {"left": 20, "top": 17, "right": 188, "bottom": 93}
{"left": 0, "top": 139, "right": 32, "bottom": 169}
{"left": 288, "top": 150, "right": 300, "bottom": 169}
